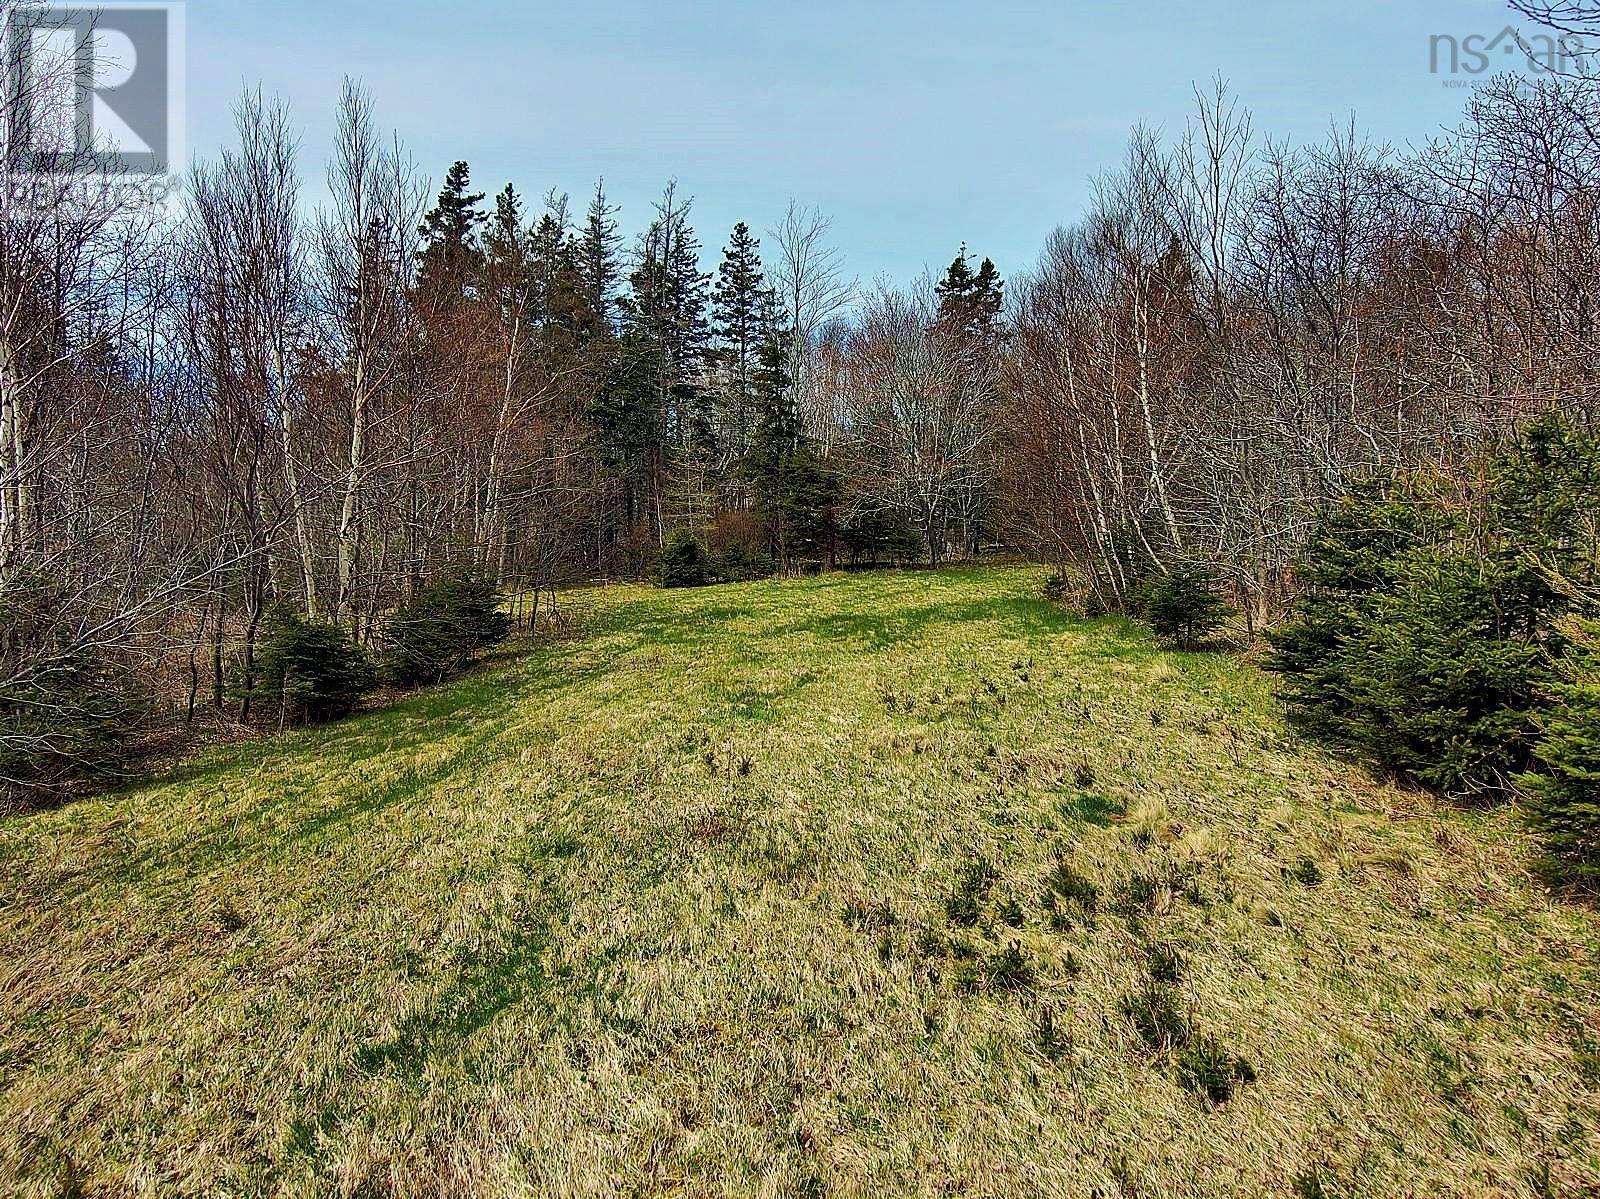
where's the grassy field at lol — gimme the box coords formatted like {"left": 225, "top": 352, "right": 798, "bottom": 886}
{"left": 2, "top": 567, "right": 1598, "bottom": 1198}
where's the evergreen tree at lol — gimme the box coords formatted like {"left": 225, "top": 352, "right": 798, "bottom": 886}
{"left": 418, "top": 160, "right": 487, "bottom": 302}
{"left": 578, "top": 179, "right": 623, "bottom": 335}
{"left": 1135, "top": 567, "right": 1233, "bottom": 649}
{"left": 1524, "top": 622, "right": 1600, "bottom": 887}
{"left": 618, "top": 185, "right": 713, "bottom": 527}
{"left": 483, "top": 183, "right": 533, "bottom": 323}
{"left": 526, "top": 196, "right": 595, "bottom": 352}
{"left": 380, "top": 574, "right": 511, "bottom": 686}
{"left": 712, "top": 221, "right": 770, "bottom": 463}
{"left": 1267, "top": 419, "right": 1600, "bottom": 800}
{"left": 935, "top": 244, "right": 1005, "bottom": 342}
{"left": 1268, "top": 477, "right": 1453, "bottom": 747}
{"left": 655, "top": 529, "right": 713, "bottom": 588}
{"left": 1487, "top": 416, "right": 1600, "bottom": 639}
{"left": 484, "top": 183, "right": 526, "bottom": 266}
{"left": 0, "top": 576, "right": 142, "bottom": 801}
{"left": 243, "top": 605, "right": 375, "bottom": 725}
{"left": 589, "top": 328, "right": 667, "bottom": 528}
{"left": 741, "top": 310, "right": 837, "bottom": 566}
{"left": 1350, "top": 552, "right": 1550, "bottom": 793}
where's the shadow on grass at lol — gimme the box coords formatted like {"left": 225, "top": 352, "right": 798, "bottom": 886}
{"left": 9, "top": 642, "right": 619, "bottom": 904}
{"left": 355, "top": 907, "right": 551, "bottom": 1079}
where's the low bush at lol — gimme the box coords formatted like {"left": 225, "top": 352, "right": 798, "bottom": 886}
{"left": 706, "top": 511, "right": 774, "bottom": 581}
{"left": 1523, "top": 623, "right": 1600, "bottom": 887}
{"left": 0, "top": 578, "right": 142, "bottom": 805}
{"left": 655, "top": 530, "right": 713, "bottom": 588}
{"left": 841, "top": 508, "right": 924, "bottom": 566}
{"left": 246, "top": 605, "right": 374, "bottom": 724}
{"left": 1267, "top": 416, "right": 1600, "bottom": 872}
{"left": 382, "top": 574, "right": 511, "bottom": 686}
{"left": 717, "top": 542, "right": 775, "bottom": 582}
{"left": 1134, "top": 567, "right": 1232, "bottom": 649}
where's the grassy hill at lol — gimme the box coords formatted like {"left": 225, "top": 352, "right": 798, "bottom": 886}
{"left": 2, "top": 567, "right": 1597, "bottom": 1198}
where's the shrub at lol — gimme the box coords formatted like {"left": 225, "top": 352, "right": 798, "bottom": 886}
{"left": 246, "top": 605, "right": 374, "bottom": 724}
{"left": 1268, "top": 419, "right": 1600, "bottom": 804}
{"left": 706, "top": 511, "right": 773, "bottom": 581}
{"left": 717, "top": 542, "right": 775, "bottom": 583}
{"left": 1268, "top": 476, "right": 1451, "bottom": 749}
{"left": 1523, "top": 625, "right": 1600, "bottom": 887}
{"left": 655, "top": 530, "right": 712, "bottom": 588}
{"left": 0, "top": 578, "right": 142, "bottom": 805}
{"left": 381, "top": 574, "right": 511, "bottom": 686}
{"left": 1134, "top": 567, "right": 1232, "bottom": 649}
{"left": 1346, "top": 552, "right": 1549, "bottom": 794}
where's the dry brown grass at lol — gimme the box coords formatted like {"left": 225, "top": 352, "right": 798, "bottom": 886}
{"left": 1, "top": 567, "right": 1596, "bottom": 1197}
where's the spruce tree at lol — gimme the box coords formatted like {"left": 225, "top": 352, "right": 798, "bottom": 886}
{"left": 712, "top": 222, "right": 770, "bottom": 463}
{"left": 1488, "top": 415, "right": 1600, "bottom": 638}
{"left": 485, "top": 183, "right": 526, "bottom": 266}
{"left": 578, "top": 180, "right": 622, "bottom": 335}
{"left": 741, "top": 309, "right": 837, "bottom": 566}
{"left": 483, "top": 183, "right": 531, "bottom": 318}
{"left": 1267, "top": 419, "right": 1600, "bottom": 800}
{"left": 1267, "top": 477, "right": 1453, "bottom": 748}
{"left": 935, "top": 244, "right": 1004, "bottom": 342}
{"left": 1524, "top": 623, "right": 1600, "bottom": 887}
{"left": 418, "top": 160, "right": 487, "bottom": 302}
{"left": 620, "top": 186, "right": 711, "bottom": 468}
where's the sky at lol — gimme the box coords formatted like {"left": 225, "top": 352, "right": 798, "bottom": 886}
{"left": 185, "top": 0, "right": 1531, "bottom": 289}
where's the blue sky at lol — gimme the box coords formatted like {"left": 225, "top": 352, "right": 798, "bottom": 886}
{"left": 188, "top": 0, "right": 1524, "bottom": 287}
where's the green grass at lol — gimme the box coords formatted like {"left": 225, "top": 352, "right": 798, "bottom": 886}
{"left": 2, "top": 566, "right": 1597, "bottom": 1197}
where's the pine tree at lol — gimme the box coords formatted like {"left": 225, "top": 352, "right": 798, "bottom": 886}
{"left": 1350, "top": 551, "right": 1549, "bottom": 794}
{"left": 418, "top": 160, "right": 487, "bottom": 303}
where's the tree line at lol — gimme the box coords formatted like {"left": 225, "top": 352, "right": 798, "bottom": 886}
{"left": 4, "top": 29, "right": 1600, "bottom": 816}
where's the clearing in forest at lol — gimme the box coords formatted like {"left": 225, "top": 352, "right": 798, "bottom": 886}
{"left": 2, "top": 567, "right": 1597, "bottom": 1197}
